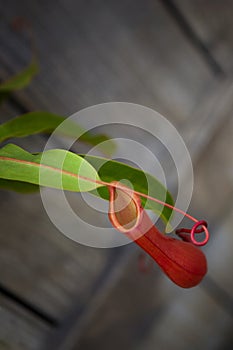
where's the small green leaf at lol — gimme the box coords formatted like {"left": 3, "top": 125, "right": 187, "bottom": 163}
{"left": 0, "top": 61, "right": 38, "bottom": 93}
{"left": 0, "top": 144, "right": 101, "bottom": 192}
{"left": 0, "top": 112, "right": 116, "bottom": 156}
{"left": 0, "top": 112, "right": 68, "bottom": 142}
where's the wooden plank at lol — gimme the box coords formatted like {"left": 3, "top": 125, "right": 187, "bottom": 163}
{"left": 67, "top": 251, "right": 186, "bottom": 350}
{"left": 43, "top": 246, "right": 135, "bottom": 350}
{"left": 0, "top": 186, "right": 112, "bottom": 321}
{"left": 136, "top": 285, "right": 233, "bottom": 350}
{"left": 0, "top": 0, "right": 216, "bottom": 123}
{"left": 0, "top": 295, "right": 49, "bottom": 350}
{"left": 1, "top": 1, "right": 233, "bottom": 348}
{"left": 204, "top": 207, "right": 233, "bottom": 308}
{"left": 175, "top": 0, "right": 233, "bottom": 73}
{"left": 188, "top": 94, "right": 233, "bottom": 229}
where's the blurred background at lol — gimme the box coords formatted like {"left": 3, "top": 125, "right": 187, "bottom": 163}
{"left": 0, "top": 0, "right": 233, "bottom": 349}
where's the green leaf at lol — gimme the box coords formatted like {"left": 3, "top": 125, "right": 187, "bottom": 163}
{"left": 0, "top": 61, "right": 38, "bottom": 93}
{"left": 0, "top": 144, "right": 174, "bottom": 226}
{"left": 0, "top": 144, "right": 101, "bottom": 192}
{"left": 81, "top": 155, "right": 174, "bottom": 226}
{"left": 0, "top": 112, "right": 116, "bottom": 156}
{"left": 0, "top": 112, "right": 72, "bottom": 142}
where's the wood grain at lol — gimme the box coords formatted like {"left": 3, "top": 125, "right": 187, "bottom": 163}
{"left": 0, "top": 0, "right": 216, "bottom": 122}
{"left": 176, "top": 0, "right": 233, "bottom": 72}
{"left": 0, "top": 295, "right": 49, "bottom": 350}
{"left": 0, "top": 1, "right": 233, "bottom": 349}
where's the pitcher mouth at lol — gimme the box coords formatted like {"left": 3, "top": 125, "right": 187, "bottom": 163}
{"left": 108, "top": 181, "right": 143, "bottom": 233}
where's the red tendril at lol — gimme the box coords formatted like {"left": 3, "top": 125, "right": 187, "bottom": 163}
{"left": 176, "top": 220, "right": 209, "bottom": 246}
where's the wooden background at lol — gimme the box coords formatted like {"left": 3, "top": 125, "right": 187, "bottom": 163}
{"left": 0, "top": 0, "right": 233, "bottom": 349}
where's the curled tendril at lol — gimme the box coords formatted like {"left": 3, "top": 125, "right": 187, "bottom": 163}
{"left": 176, "top": 220, "right": 209, "bottom": 246}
